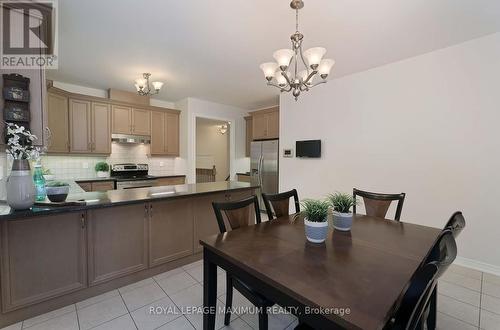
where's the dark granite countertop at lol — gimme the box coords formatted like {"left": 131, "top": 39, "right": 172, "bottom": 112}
{"left": 0, "top": 181, "right": 258, "bottom": 220}
{"left": 75, "top": 174, "right": 186, "bottom": 183}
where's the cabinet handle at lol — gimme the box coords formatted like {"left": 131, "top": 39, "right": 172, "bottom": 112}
{"left": 80, "top": 213, "right": 85, "bottom": 228}
{"left": 145, "top": 204, "right": 149, "bottom": 217}
{"left": 150, "top": 204, "right": 153, "bottom": 217}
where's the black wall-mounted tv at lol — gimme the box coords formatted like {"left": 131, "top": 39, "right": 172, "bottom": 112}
{"left": 296, "top": 140, "right": 321, "bottom": 158}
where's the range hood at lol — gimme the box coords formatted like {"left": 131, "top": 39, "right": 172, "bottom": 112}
{"left": 111, "top": 134, "right": 150, "bottom": 144}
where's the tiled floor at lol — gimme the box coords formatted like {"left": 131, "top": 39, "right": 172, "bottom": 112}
{"left": 2, "top": 262, "right": 499, "bottom": 330}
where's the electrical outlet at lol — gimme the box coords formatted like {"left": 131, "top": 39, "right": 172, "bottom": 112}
{"left": 82, "top": 162, "right": 89, "bottom": 169}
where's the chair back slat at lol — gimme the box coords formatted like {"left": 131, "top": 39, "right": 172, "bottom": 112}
{"left": 353, "top": 188, "right": 406, "bottom": 221}
{"left": 262, "top": 189, "right": 300, "bottom": 220}
{"left": 444, "top": 211, "right": 466, "bottom": 238}
{"left": 212, "top": 195, "right": 261, "bottom": 233}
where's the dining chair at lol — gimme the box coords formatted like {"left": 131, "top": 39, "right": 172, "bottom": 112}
{"left": 212, "top": 196, "right": 273, "bottom": 330}
{"left": 353, "top": 188, "right": 406, "bottom": 221}
{"left": 444, "top": 211, "right": 466, "bottom": 238}
{"left": 262, "top": 189, "right": 300, "bottom": 220}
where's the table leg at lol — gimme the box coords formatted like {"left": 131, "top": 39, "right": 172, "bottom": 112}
{"left": 203, "top": 250, "right": 217, "bottom": 330}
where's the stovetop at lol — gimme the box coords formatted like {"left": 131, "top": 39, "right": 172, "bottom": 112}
{"left": 111, "top": 175, "right": 158, "bottom": 182}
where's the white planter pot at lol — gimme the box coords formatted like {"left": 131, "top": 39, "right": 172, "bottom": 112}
{"left": 96, "top": 171, "right": 109, "bottom": 178}
{"left": 304, "top": 218, "right": 329, "bottom": 243}
{"left": 333, "top": 211, "right": 353, "bottom": 231}
{"left": 6, "top": 160, "right": 35, "bottom": 210}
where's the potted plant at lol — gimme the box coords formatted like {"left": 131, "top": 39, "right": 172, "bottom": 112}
{"left": 45, "top": 181, "right": 70, "bottom": 202}
{"left": 95, "top": 162, "right": 110, "bottom": 178}
{"left": 328, "top": 192, "right": 358, "bottom": 231}
{"left": 297, "top": 199, "right": 330, "bottom": 243}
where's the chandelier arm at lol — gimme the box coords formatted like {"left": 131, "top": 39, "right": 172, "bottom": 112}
{"left": 281, "top": 71, "right": 293, "bottom": 88}
{"left": 308, "top": 80, "right": 327, "bottom": 88}
{"left": 303, "top": 70, "right": 318, "bottom": 86}
{"left": 267, "top": 82, "right": 288, "bottom": 90}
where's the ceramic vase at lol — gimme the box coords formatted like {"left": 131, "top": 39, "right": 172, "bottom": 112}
{"left": 6, "top": 159, "right": 35, "bottom": 210}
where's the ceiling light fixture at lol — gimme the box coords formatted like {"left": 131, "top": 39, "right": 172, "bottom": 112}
{"left": 134, "top": 73, "right": 164, "bottom": 96}
{"left": 218, "top": 123, "right": 229, "bottom": 135}
{"left": 259, "top": 0, "right": 335, "bottom": 100}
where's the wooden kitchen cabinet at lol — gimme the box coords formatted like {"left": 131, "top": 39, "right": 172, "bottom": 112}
{"left": 47, "top": 92, "right": 69, "bottom": 153}
{"left": 155, "top": 177, "right": 185, "bottom": 186}
{"left": 89, "top": 181, "right": 114, "bottom": 191}
{"left": 132, "top": 108, "right": 151, "bottom": 135}
{"left": 87, "top": 204, "right": 148, "bottom": 286}
{"left": 251, "top": 107, "right": 279, "bottom": 140}
{"left": 245, "top": 116, "right": 252, "bottom": 157}
{"left": 150, "top": 110, "right": 180, "bottom": 156}
{"left": 91, "top": 102, "right": 111, "bottom": 154}
{"left": 149, "top": 199, "right": 193, "bottom": 267}
{"left": 112, "top": 105, "right": 150, "bottom": 135}
{"left": 0, "top": 212, "right": 87, "bottom": 312}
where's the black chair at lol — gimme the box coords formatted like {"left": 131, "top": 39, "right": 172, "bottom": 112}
{"left": 212, "top": 196, "right": 273, "bottom": 330}
{"left": 389, "top": 229, "right": 457, "bottom": 330}
{"left": 262, "top": 189, "right": 300, "bottom": 220}
{"left": 444, "top": 211, "right": 466, "bottom": 238}
{"left": 353, "top": 188, "right": 406, "bottom": 221}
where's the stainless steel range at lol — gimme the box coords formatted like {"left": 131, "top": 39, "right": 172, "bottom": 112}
{"left": 110, "top": 163, "right": 158, "bottom": 189}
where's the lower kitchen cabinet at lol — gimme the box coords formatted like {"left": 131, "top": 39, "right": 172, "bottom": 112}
{"left": 0, "top": 212, "right": 87, "bottom": 312}
{"left": 155, "top": 177, "right": 185, "bottom": 186}
{"left": 87, "top": 204, "right": 148, "bottom": 286}
{"left": 149, "top": 199, "right": 193, "bottom": 267}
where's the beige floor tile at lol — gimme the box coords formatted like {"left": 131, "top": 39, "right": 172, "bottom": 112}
{"left": 483, "top": 273, "right": 500, "bottom": 286}
{"left": 90, "top": 314, "right": 137, "bottom": 330}
{"left": 156, "top": 316, "right": 195, "bottom": 330}
{"left": 480, "top": 309, "right": 500, "bottom": 330}
{"left": 76, "top": 290, "right": 120, "bottom": 310}
{"left": 184, "top": 298, "right": 239, "bottom": 330}
{"left": 240, "top": 306, "right": 296, "bottom": 330}
{"left": 182, "top": 260, "right": 203, "bottom": 271}
{"left": 285, "top": 319, "right": 299, "bottom": 330}
{"left": 186, "top": 265, "right": 203, "bottom": 282}
{"left": 436, "top": 312, "right": 478, "bottom": 330}
{"left": 77, "top": 295, "right": 128, "bottom": 330}
{"left": 121, "top": 282, "right": 167, "bottom": 311}
{"left": 438, "top": 281, "right": 481, "bottom": 306}
{"left": 170, "top": 284, "right": 203, "bottom": 310}
{"left": 441, "top": 272, "right": 482, "bottom": 292}
{"left": 0, "top": 322, "right": 21, "bottom": 330}
{"left": 437, "top": 294, "right": 480, "bottom": 326}
{"left": 217, "top": 317, "right": 253, "bottom": 330}
{"left": 22, "top": 304, "right": 75, "bottom": 328}
{"left": 24, "top": 311, "right": 79, "bottom": 330}
{"left": 156, "top": 272, "right": 197, "bottom": 295}
{"left": 153, "top": 267, "right": 186, "bottom": 282}
{"left": 482, "top": 282, "right": 500, "bottom": 299}
{"left": 119, "top": 278, "right": 155, "bottom": 295}
{"left": 481, "top": 294, "right": 500, "bottom": 315}
{"left": 130, "top": 297, "right": 180, "bottom": 330}
{"left": 449, "top": 264, "right": 483, "bottom": 280}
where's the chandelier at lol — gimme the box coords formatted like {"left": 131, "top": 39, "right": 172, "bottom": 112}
{"left": 134, "top": 73, "right": 164, "bottom": 96}
{"left": 218, "top": 123, "right": 229, "bottom": 135}
{"left": 259, "top": 0, "right": 335, "bottom": 100}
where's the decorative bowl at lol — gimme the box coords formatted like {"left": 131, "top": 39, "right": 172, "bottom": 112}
{"left": 46, "top": 185, "right": 70, "bottom": 202}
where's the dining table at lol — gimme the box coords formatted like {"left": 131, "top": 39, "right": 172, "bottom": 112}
{"left": 200, "top": 214, "right": 441, "bottom": 330}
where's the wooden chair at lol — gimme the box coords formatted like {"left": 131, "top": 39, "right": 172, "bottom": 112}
{"left": 353, "top": 188, "right": 406, "bottom": 221}
{"left": 444, "top": 211, "right": 466, "bottom": 238}
{"left": 212, "top": 196, "right": 273, "bottom": 330}
{"left": 262, "top": 189, "right": 300, "bottom": 220}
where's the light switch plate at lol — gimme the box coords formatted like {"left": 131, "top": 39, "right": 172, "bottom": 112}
{"left": 283, "top": 149, "right": 293, "bottom": 158}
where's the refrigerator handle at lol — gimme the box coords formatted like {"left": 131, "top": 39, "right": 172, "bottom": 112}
{"left": 259, "top": 155, "right": 264, "bottom": 188}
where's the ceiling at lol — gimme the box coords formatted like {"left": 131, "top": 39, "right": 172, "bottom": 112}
{"left": 47, "top": 0, "right": 500, "bottom": 109}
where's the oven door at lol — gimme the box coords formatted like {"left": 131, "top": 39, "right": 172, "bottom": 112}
{"left": 116, "top": 179, "right": 158, "bottom": 190}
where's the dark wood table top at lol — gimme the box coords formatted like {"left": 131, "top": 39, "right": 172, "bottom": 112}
{"left": 200, "top": 214, "right": 441, "bottom": 330}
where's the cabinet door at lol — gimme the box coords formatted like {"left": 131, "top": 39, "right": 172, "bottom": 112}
{"left": 69, "top": 99, "right": 92, "bottom": 153}
{"left": 150, "top": 111, "right": 165, "bottom": 155}
{"left": 252, "top": 113, "right": 267, "bottom": 140}
{"left": 266, "top": 110, "right": 279, "bottom": 139}
{"left": 245, "top": 116, "right": 252, "bottom": 157}
{"left": 47, "top": 93, "right": 69, "bottom": 153}
{"left": 87, "top": 204, "right": 148, "bottom": 286}
{"left": 156, "top": 177, "right": 185, "bottom": 186}
{"left": 112, "top": 105, "right": 132, "bottom": 134}
{"left": 193, "top": 192, "right": 228, "bottom": 253}
{"left": 91, "top": 102, "right": 111, "bottom": 154}
{"left": 77, "top": 182, "right": 92, "bottom": 192}
{"left": 149, "top": 199, "right": 193, "bottom": 267}
{"left": 165, "top": 113, "right": 179, "bottom": 156}
{"left": 132, "top": 108, "right": 151, "bottom": 135}
{"left": 91, "top": 181, "right": 115, "bottom": 191}
{"left": 1, "top": 212, "right": 87, "bottom": 312}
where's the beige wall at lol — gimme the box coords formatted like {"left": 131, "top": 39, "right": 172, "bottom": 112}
{"left": 196, "top": 118, "right": 230, "bottom": 181}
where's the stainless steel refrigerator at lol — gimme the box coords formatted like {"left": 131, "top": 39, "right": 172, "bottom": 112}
{"left": 250, "top": 139, "right": 279, "bottom": 211}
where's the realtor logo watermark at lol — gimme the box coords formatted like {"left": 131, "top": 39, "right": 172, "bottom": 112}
{"left": 0, "top": 0, "right": 58, "bottom": 69}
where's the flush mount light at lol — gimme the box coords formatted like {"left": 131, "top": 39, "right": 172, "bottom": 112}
{"left": 134, "top": 73, "right": 164, "bottom": 96}
{"left": 259, "top": 0, "right": 335, "bottom": 100}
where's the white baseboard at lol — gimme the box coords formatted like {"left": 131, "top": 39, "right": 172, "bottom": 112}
{"left": 454, "top": 256, "right": 500, "bottom": 277}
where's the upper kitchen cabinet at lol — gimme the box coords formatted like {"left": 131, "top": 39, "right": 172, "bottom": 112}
{"left": 244, "top": 116, "right": 252, "bottom": 157}
{"left": 251, "top": 107, "right": 279, "bottom": 140}
{"left": 47, "top": 92, "right": 69, "bottom": 153}
{"left": 150, "top": 110, "right": 180, "bottom": 156}
{"left": 91, "top": 102, "right": 111, "bottom": 154}
{"left": 112, "top": 105, "right": 150, "bottom": 135}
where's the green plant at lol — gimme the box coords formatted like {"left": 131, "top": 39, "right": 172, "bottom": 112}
{"left": 328, "top": 192, "right": 357, "bottom": 213}
{"left": 46, "top": 181, "right": 69, "bottom": 187}
{"left": 95, "top": 162, "right": 109, "bottom": 172}
{"left": 297, "top": 199, "right": 330, "bottom": 222}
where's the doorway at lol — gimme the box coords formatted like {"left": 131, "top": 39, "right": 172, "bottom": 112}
{"left": 195, "top": 117, "right": 230, "bottom": 183}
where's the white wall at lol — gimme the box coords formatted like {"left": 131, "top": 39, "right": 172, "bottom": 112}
{"left": 280, "top": 33, "right": 500, "bottom": 271}
{"left": 196, "top": 118, "right": 230, "bottom": 181}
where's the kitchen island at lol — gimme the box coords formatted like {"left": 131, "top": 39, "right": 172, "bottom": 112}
{"left": 0, "top": 181, "right": 258, "bottom": 327}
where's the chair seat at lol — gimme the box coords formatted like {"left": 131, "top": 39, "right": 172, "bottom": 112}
{"left": 231, "top": 275, "right": 274, "bottom": 307}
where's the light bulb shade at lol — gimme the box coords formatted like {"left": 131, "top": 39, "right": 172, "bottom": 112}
{"left": 259, "top": 62, "right": 279, "bottom": 79}
{"left": 303, "top": 47, "right": 326, "bottom": 68}
{"left": 152, "top": 81, "right": 164, "bottom": 90}
{"left": 318, "top": 59, "right": 335, "bottom": 75}
{"left": 298, "top": 70, "right": 314, "bottom": 85}
{"left": 273, "top": 49, "right": 294, "bottom": 67}
{"left": 275, "top": 71, "right": 287, "bottom": 86}
{"left": 135, "top": 78, "right": 146, "bottom": 88}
